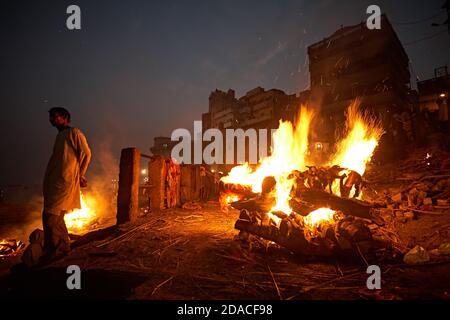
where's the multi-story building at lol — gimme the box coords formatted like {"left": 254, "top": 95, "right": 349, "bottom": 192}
{"left": 164, "top": 14, "right": 416, "bottom": 165}
{"left": 418, "top": 66, "right": 449, "bottom": 124}
{"left": 203, "top": 87, "right": 299, "bottom": 131}
{"left": 206, "top": 89, "right": 238, "bottom": 130}
{"left": 307, "top": 14, "right": 411, "bottom": 141}
{"left": 150, "top": 136, "right": 178, "bottom": 158}
{"left": 202, "top": 87, "right": 301, "bottom": 164}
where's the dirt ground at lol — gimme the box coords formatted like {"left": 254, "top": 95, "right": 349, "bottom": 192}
{"left": 1, "top": 148, "right": 450, "bottom": 300}
{"left": 1, "top": 200, "right": 449, "bottom": 300}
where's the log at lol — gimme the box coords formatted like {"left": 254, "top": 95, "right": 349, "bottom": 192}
{"left": 336, "top": 219, "right": 372, "bottom": 242}
{"left": 288, "top": 198, "right": 320, "bottom": 216}
{"left": 231, "top": 188, "right": 375, "bottom": 220}
{"left": 234, "top": 206, "right": 384, "bottom": 256}
{"left": 296, "top": 190, "right": 374, "bottom": 220}
{"left": 235, "top": 217, "right": 356, "bottom": 256}
{"left": 230, "top": 196, "right": 276, "bottom": 213}
{"left": 234, "top": 218, "right": 317, "bottom": 255}
{"left": 221, "top": 183, "right": 257, "bottom": 198}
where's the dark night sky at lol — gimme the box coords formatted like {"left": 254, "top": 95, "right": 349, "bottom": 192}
{"left": 1, "top": 0, "right": 449, "bottom": 185}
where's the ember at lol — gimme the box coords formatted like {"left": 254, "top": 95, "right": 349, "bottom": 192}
{"left": 0, "top": 239, "right": 25, "bottom": 257}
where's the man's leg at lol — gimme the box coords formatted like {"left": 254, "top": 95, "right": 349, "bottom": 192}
{"left": 42, "top": 211, "right": 71, "bottom": 258}
{"left": 57, "top": 211, "right": 71, "bottom": 254}
{"left": 42, "top": 211, "right": 54, "bottom": 254}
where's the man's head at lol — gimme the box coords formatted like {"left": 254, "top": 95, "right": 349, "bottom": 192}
{"left": 48, "top": 107, "right": 71, "bottom": 128}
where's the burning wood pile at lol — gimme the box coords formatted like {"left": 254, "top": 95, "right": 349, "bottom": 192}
{"left": 0, "top": 239, "right": 25, "bottom": 258}
{"left": 220, "top": 101, "right": 390, "bottom": 258}
{"left": 229, "top": 176, "right": 385, "bottom": 257}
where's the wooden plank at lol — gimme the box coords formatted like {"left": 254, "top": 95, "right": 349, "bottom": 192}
{"left": 117, "top": 148, "right": 141, "bottom": 224}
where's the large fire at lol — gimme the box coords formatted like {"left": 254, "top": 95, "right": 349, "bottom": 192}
{"left": 329, "top": 100, "right": 383, "bottom": 197}
{"left": 221, "top": 100, "right": 383, "bottom": 235}
{"left": 222, "top": 106, "right": 313, "bottom": 215}
{"left": 64, "top": 193, "right": 98, "bottom": 234}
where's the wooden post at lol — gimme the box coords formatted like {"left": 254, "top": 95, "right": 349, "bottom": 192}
{"left": 117, "top": 148, "right": 141, "bottom": 225}
{"left": 148, "top": 155, "right": 166, "bottom": 210}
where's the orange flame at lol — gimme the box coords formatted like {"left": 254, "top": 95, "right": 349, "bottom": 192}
{"left": 64, "top": 193, "right": 97, "bottom": 234}
{"left": 221, "top": 101, "right": 382, "bottom": 234}
{"left": 303, "top": 208, "right": 336, "bottom": 229}
{"left": 329, "top": 100, "right": 384, "bottom": 197}
{"left": 221, "top": 106, "right": 313, "bottom": 214}
{"left": 330, "top": 100, "right": 383, "bottom": 175}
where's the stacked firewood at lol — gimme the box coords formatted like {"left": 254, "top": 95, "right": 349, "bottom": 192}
{"left": 235, "top": 209, "right": 375, "bottom": 256}
{"left": 227, "top": 173, "right": 388, "bottom": 257}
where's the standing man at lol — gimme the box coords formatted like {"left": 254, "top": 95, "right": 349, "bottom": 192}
{"left": 43, "top": 107, "right": 91, "bottom": 259}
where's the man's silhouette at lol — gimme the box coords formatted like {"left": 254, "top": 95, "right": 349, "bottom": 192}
{"left": 42, "top": 107, "right": 91, "bottom": 259}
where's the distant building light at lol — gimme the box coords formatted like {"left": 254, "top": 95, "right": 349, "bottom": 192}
{"left": 315, "top": 142, "right": 323, "bottom": 150}
{"left": 439, "top": 93, "right": 447, "bottom": 98}
{"left": 141, "top": 169, "right": 147, "bottom": 175}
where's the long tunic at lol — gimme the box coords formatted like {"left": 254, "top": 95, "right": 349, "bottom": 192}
{"left": 43, "top": 127, "right": 91, "bottom": 215}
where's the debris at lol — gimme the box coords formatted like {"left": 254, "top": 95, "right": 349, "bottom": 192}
{"left": 431, "top": 178, "right": 450, "bottom": 192}
{"left": 267, "top": 264, "right": 283, "bottom": 300}
{"left": 152, "top": 276, "right": 174, "bottom": 296}
{"left": 392, "top": 193, "right": 403, "bottom": 203}
{"left": 88, "top": 250, "right": 117, "bottom": 257}
{"left": 0, "top": 239, "right": 25, "bottom": 257}
{"left": 438, "top": 243, "right": 450, "bottom": 256}
{"left": 403, "top": 212, "right": 415, "bottom": 220}
{"left": 407, "top": 188, "right": 426, "bottom": 206}
{"left": 395, "top": 211, "right": 404, "bottom": 218}
{"left": 238, "top": 231, "right": 250, "bottom": 241}
{"left": 423, "top": 198, "right": 433, "bottom": 206}
{"left": 21, "top": 229, "right": 44, "bottom": 267}
{"left": 96, "top": 221, "right": 156, "bottom": 248}
{"left": 182, "top": 202, "right": 202, "bottom": 210}
{"left": 429, "top": 248, "right": 440, "bottom": 256}
{"left": 403, "top": 245, "right": 430, "bottom": 265}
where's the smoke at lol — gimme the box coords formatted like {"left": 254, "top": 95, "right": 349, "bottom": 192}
{"left": 0, "top": 194, "right": 42, "bottom": 243}
{"left": 0, "top": 140, "right": 120, "bottom": 242}
{"left": 84, "top": 139, "right": 120, "bottom": 228}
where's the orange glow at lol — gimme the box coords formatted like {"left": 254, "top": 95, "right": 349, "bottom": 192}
{"left": 330, "top": 100, "right": 383, "bottom": 175}
{"left": 221, "top": 100, "right": 382, "bottom": 235}
{"left": 219, "top": 192, "right": 241, "bottom": 212}
{"left": 64, "top": 193, "right": 97, "bottom": 234}
{"left": 329, "top": 100, "right": 383, "bottom": 197}
{"left": 221, "top": 106, "right": 313, "bottom": 215}
{"left": 302, "top": 208, "right": 336, "bottom": 229}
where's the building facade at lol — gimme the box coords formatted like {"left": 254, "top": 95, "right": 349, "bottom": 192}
{"left": 307, "top": 14, "right": 411, "bottom": 142}
{"left": 202, "top": 87, "right": 302, "bottom": 165}
{"left": 203, "top": 87, "right": 300, "bottom": 131}
{"left": 418, "top": 66, "right": 449, "bottom": 124}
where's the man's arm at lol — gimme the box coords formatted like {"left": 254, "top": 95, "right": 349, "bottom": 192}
{"left": 71, "top": 128, "right": 92, "bottom": 183}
